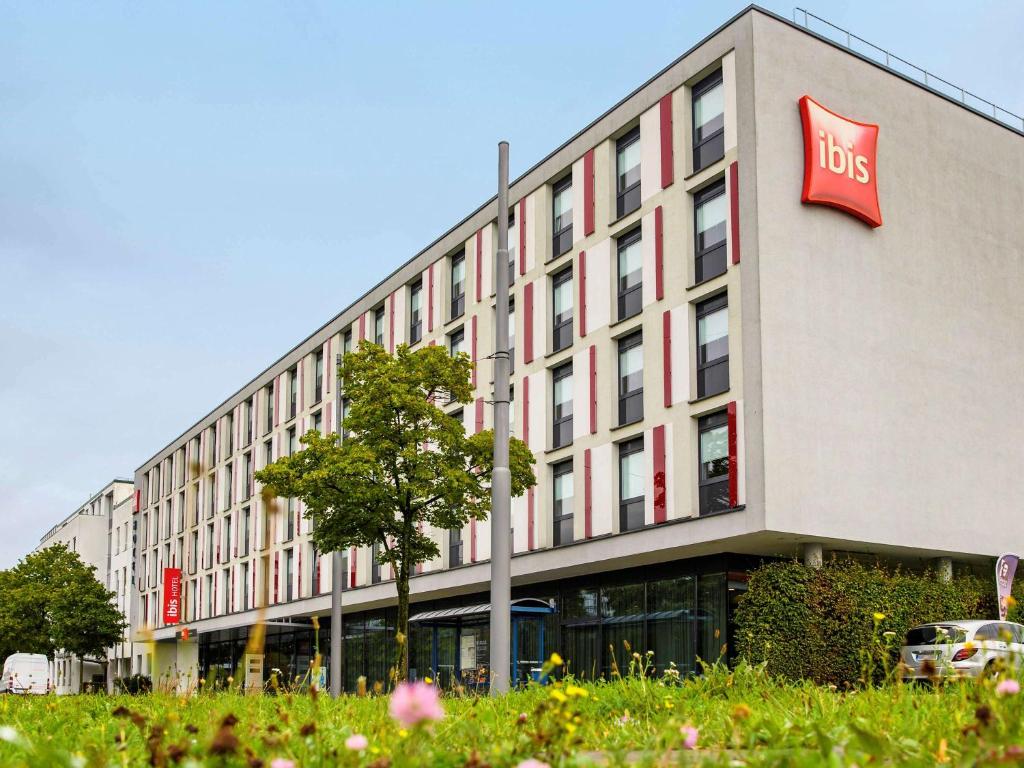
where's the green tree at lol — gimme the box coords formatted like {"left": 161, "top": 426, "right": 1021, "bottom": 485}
{"left": 256, "top": 342, "right": 535, "bottom": 682}
{"left": 0, "top": 544, "right": 127, "bottom": 687}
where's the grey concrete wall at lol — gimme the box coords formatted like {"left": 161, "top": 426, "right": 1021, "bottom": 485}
{"left": 748, "top": 12, "right": 1024, "bottom": 557}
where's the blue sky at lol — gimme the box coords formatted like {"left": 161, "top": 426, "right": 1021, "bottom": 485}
{"left": 1, "top": 1, "right": 1021, "bottom": 569}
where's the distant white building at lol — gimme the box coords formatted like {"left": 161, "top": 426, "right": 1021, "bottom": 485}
{"left": 35, "top": 478, "right": 134, "bottom": 693}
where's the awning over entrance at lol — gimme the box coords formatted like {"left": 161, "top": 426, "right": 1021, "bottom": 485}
{"left": 409, "top": 598, "right": 554, "bottom": 623}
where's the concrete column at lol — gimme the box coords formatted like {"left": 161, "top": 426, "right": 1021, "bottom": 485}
{"left": 932, "top": 556, "right": 953, "bottom": 582}
{"left": 803, "top": 542, "right": 824, "bottom": 569}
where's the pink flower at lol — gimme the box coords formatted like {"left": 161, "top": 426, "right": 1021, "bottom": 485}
{"left": 270, "top": 760, "right": 295, "bottom": 768}
{"left": 516, "top": 761, "right": 551, "bottom": 768}
{"left": 619, "top": 714, "right": 630, "bottom": 724}
{"left": 345, "top": 733, "right": 368, "bottom": 751}
{"left": 388, "top": 681, "right": 445, "bottom": 728}
{"left": 681, "top": 725, "right": 699, "bottom": 750}
{"left": 997, "top": 679, "right": 1021, "bottom": 696}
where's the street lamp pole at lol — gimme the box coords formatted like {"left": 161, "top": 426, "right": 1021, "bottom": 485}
{"left": 330, "top": 353, "right": 344, "bottom": 697}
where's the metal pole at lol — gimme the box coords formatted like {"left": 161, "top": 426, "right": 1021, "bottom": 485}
{"left": 489, "top": 141, "right": 512, "bottom": 696}
{"left": 330, "top": 353, "right": 344, "bottom": 697}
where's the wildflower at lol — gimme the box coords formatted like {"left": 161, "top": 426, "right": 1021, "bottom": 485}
{"left": 565, "top": 684, "right": 589, "bottom": 698}
{"left": 619, "top": 709, "right": 631, "bottom": 724}
{"left": 299, "top": 722, "right": 316, "bottom": 737}
{"left": 549, "top": 652, "right": 564, "bottom": 666}
{"left": 873, "top": 612, "right": 886, "bottom": 621}
{"left": 975, "top": 705, "right": 993, "bottom": 727}
{"left": 731, "top": 703, "right": 752, "bottom": 721}
{"left": 424, "top": 676, "right": 433, "bottom": 684}
{"left": 997, "top": 679, "right": 1021, "bottom": 696}
{"left": 882, "top": 631, "right": 897, "bottom": 639}
{"left": 388, "top": 681, "right": 445, "bottom": 728}
{"left": 517, "top": 713, "right": 528, "bottom": 726}
{"left": 517, "top": 761, "right": 551, "bottom": 768}
{"left": 0, "top": 727, "right": 18, "bottom": 743}
{"left": 549, "top": 689, "right": 568, "bottom": 703}
{"left": 345, "top": 734, "right": 368, "bottom": 751}
{"left": 270, "top": 760, "right": 295, "bottom": 768}
{"left": 681, "top": 725, "right": 699, "bottom": 750}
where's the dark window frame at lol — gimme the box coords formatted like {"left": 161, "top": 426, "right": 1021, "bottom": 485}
{"left": 409, "top": 280, "right": 423, "bottom": 344}
{"left": 616, "top": 126, "right": 641, "bottom": 219}
{"left": 450, "top": 251, "right": 466, "bottom": 320}
{"left": 696, "top": 293, "right": 729, "bottom": 399}
{"left": 551, "top": 361, "right": 573, "bottom": 449}
{"left": 552, "top": 175, "right": 573, "bottom": 256}
{"left": 692, "top": 70, "right": 725, "bottom": 172}
{"left": 616, "top": 227, "right": 643, "bottom": 321}
{"left": 694, "top": 180, "right": 728, "bottom": 284}
{"left": 617, "top": 331, "right": 644, "bottom": 426}
{"left": 374, "top": 306, "right": 385, "bottom": 346}
{"left": 552, "top": 266, "right": 574, "bottom": 352}
{"left": 552, "top": 459, "right": 574, "bottom": 547}
{"left": 448, "top": 527, "right": 463, "bottom": 567}
{"left": 288, "top": 366, "right": 298, "bottom": 420}
{"left": 698, "top": 411, "right": 730, "bottom": 514}
{"left": 449, "top": 327, "right": 465, "bottom": 357}
{"left": 507, "top": 212, "right": 517, "bottom": 285}
{"left": 618, "top": 437, "right": 645, "bottom": 532}
{"left": 313, "top": 351, "right": 324, "bottom": 404}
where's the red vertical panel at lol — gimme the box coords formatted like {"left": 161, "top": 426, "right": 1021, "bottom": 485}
{"left": 358, "top": 314, "right": 365, "bottom": 342}
{"left": 653, "top": 424, "right": 667, "bottom": 523}
{"left": 727, "top": 401, "right": 738, "bottom": 507}
{"left": 584, "top": 448, "right": 593, "bottom": 539}
{"left": 470, "top": 519, "right": 477, "bottom": 563}
{"left": 349, "top": 547, "right": 356, "bottom": 588}
{"left": 475, "top": 397, "right": 484, "bottom": 433}
{"left": 389, "top": 291, "right": 396, "bottom": 354}
{"left": 298, "top": 550, "right": 302, "bottom": 598}
{"left": 578, "top": 250, "right": 587, "bottom": 337}
{"left": 518, "top": 198, "right": 527, "bottom": 275}
{"left": 659, "top": 92, "right": 674, "bottom": 188}
{"left": 527, "top": 487, "right": 535, "bottom": 551}
{"left": 471, "top": 315, "right": 478, "bottom": 387}
{"left": 662, "top": 310, "right": 672, "bottom": 408}
{"left": 588, "top": 344, "right": 597, "bottom": 434}
{"left": 428, "top": 263, "right": 435, "bottom": 332}
{"left": 654, "top": 205, "right": 664, "bottom": 301}
{"left": 523, "top": 282, "right": 534, "bottom": 363}
{"left": 475, "top": 230, "right": 483, "bottom": 302}
{"left": 729, "top": 161, "right": 741, "bottom": 265}
{"left": 522, "top": 374, "right": 530, "bottom": 448}
{"left": 583, "top": 149, "right": 595, "bottom": 236}
{"left": 134, "top": 490, "right": 141, "bottom": 513}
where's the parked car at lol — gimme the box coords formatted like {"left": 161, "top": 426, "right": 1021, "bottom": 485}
{"left": 901, "top": 621, "right": 1024, "bottom": 680}
{"left": 2, "top": 653, "right": 51, "bottom": 695}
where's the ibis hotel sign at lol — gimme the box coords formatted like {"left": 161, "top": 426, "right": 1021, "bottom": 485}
{"left": 162, "top": 567, "right": 182, "bottom": 625}
{"left": 799, "top": 95, "right": 882, "bottom": 228}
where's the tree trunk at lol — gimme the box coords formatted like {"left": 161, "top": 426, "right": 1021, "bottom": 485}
{"left": 395, "top": 567, "right": 410, "bottom": 686}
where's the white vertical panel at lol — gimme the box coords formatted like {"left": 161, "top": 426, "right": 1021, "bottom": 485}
{"left": 571, "top": 157, "right": 585, "bottom": 245}
{"left": 590, "top": 443, "right": 614, "bottom": 537}
{"left": 735, "top": 398, "right": 745, "bottom": 505}
{"left": 585, "top": 238, "right": 611, "bottom": 332}
{"left": 528, "top": 370, "right": 546, "bottom": 453}
{"left": 723, "top": 51, "right": 737, "bottom": 153}
{"left": 670, "top": 304, "right": 690, "bottom": 405}
{"left": 393, "top": 289, "right": 407, "bottom": 347}
{"left": 512, "top": 494, "right": 527, "bottom": 553}
{"left": 641, "top": 210, "right": 657, "bottom": 307}
{"left": 640, "top": 103, "right": 661, "bottom": 203}
{"left": 525, "top": 193, "right": 537, "bottom": 273}
{"left": 572, "top": 348, "right": 590, "bottom": 441}
{"left": 482, "top": 223, "right": 494, "bottom": 299}
{"left": 476, "top": 518, "right": 491, "bottom": 561}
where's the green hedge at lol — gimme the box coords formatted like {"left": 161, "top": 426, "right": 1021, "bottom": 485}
{"left": 734, "top": 559, "right": 1019, "bottom": 687}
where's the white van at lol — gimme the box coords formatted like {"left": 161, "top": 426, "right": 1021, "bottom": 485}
{"left": 2, "top": 653, "right": 50, "bottom": 695}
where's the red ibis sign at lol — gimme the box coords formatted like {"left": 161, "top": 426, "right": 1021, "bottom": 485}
{"left": 162, "top": 568, "right": 182, "bottom": 625}
{"left": 799, "top": 95, "right": 881, "bottom": 228}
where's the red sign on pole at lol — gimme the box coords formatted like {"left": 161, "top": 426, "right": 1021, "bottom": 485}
{"left": 162, "top": 568, "right": 182, "bottom": 625}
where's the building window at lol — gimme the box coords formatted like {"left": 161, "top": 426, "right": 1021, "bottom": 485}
{"left": 698, "top": 412, "right": 730, "bottom": 514}
{"left": 617, "top": 228, "right": 642, "bottom": 321}
{"left": 696, "top": 294, "right": 729, "bottom": 398}
{"left": 189, "top": 531, "right": 198, "bottom": 573}
{"left": 552, "top": 362, "right": 573, "bottom": 449}
{"left": 619, "top": 437, "right": 645, "bottom": 532}
{"left": 371, "top": 543, "right": 381, "bottom": 584}
{"left": 209, "top": 427, "right": 217, "bottom": 467}
{"left": 343, "top": 329, "right": 353, "bottom": 355}
{"left": 616, "top": 127, "right": 641, "bottom": 218}
{"left": 450, "top": 252, "right": 466, "bottom": 319}
{"left": 617, "top": 331, "right": 644, "bottom": 425}
{"left": 245, "top": 397, "right": 254, "bottom": 445}
{"left": 409, "top": 281, "right": 423, "bottom": 343}
{"left": 507, "top": 298, "right": 516, "bottom": 375}
{"left": 692, "top": 69, "right": 724, "bottom": 172}
{"left": 225, "top": 412, "right": 234, "bottom": 456}
{"left": 449, "top": 327, "right": 465, "bottom": 357}
{"left": 373, "top": 306, "right": 385, "bottom": 346}
{"left": 264, "top": 439, "right": 273, "bottom": 467}
{"left": 694, "top": 180, "right": 727, "bottom": 283}
{"left": 265, "top": 383, "right": 274, "bottom": 434}
{"left": 240, "top": 562, "right": 250, "bottom": 611}
{"left": 207, "top": 473, "right": 216, "bottom": 519}
{"left": 223, "top": 516, "right": 232, "bottom": 563}
{"left": 287, "top": 427, "right": 297, "bottom": 456}
{"left": 552, "top": 176, "right": 573, "bottom": 256}
{"left": 507, "top": 212, "right": 517, "bottom": 285}
{"left": 224, "top": 463, "right": 233, "bottom": 510}
{"left": 286, "top": 498, "right": 296, "bottom": 541}
{"left": 242, "top": 507, "right": 251, "bottom": 557}
{"left": 284, "top": 548, "right": 294, "bottom": 602}
{"left": 244, "top": 452, "right": 253, "bottom": 500}
{"left": 310, "top": 547, "right": 320, "bottom": 596}
{"left": 341, "top": 397, "right": 350, "bottom": 439}
{"left": 312, "top": 410, "right": 322, "bottom": 435}
{"left": 314, "top": 350, "right": 324, "bottom": 403}
{"left": 205, "top": 523, "right": 214, "bottom": 568}
{"left": 288, "top": 367, "right": 298, "bottom": 420}
{"left": 448, "top": 527, "right": 463, "bottom": 567}
{"left": 552, "top": 459, "right": 574, "bottom": 547}
{"left": 552, "top": 267, "right": 573, "bottom": 352}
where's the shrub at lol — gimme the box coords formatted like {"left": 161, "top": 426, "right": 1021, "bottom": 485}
{"left": 734, "top": 558, "right": 1016, "bottom": 686}
{"left": 114, "top": 674, "right": 152, "bottom": 694}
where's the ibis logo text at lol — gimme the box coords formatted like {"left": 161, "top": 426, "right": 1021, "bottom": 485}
{"left": 799, "top": 95, "right": 881, "bottom": 228}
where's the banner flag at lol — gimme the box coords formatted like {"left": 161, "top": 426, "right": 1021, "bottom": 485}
{"left": 996, "top": 553, "right": 1019, "bottom": 621}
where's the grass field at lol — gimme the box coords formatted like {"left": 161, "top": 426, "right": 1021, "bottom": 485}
{"left": 1, "top": 660, "right": 1022, "bottom": 767}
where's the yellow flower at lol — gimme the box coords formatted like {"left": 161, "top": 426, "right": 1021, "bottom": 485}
{"left": 424, "top": 676, "right": 433, "bottom": 684}
{"left": 398, "top": 729, "right": 409, "bottom": 739}
{"left": 873, "top": 612, "right": 886, "bottom": 622}
{"left": 564, "top": 722, "right": 577, "bottom": 734}
{"left": 732, "top": 703, "right": 752, "bottom": 720}
{"left": 549, "top": 652, "right": 564, "bottom": 666}
{"left": 549, "top": 689, "right": 568, "bottom": 703}
{"left": 565, "top": 685, "right": 589, "bottom": 698}
{"left": 1008, "top": 596, "right": 1018, "bottom": 608}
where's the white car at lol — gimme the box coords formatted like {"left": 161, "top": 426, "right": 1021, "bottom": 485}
{"left": 901, "top": 620, "right": 1024, "bottom": 680}
{"left": 2, "top": 653, "right": 50, "bottom": 695}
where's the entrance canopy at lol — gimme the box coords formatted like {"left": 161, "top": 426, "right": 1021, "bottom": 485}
{"left": 409, "top": 598, "right": 554, "bottom": 624}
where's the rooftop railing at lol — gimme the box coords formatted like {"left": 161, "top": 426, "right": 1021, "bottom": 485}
{"left": 793, "top": 8, "right": 1024, "bottom": 134}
